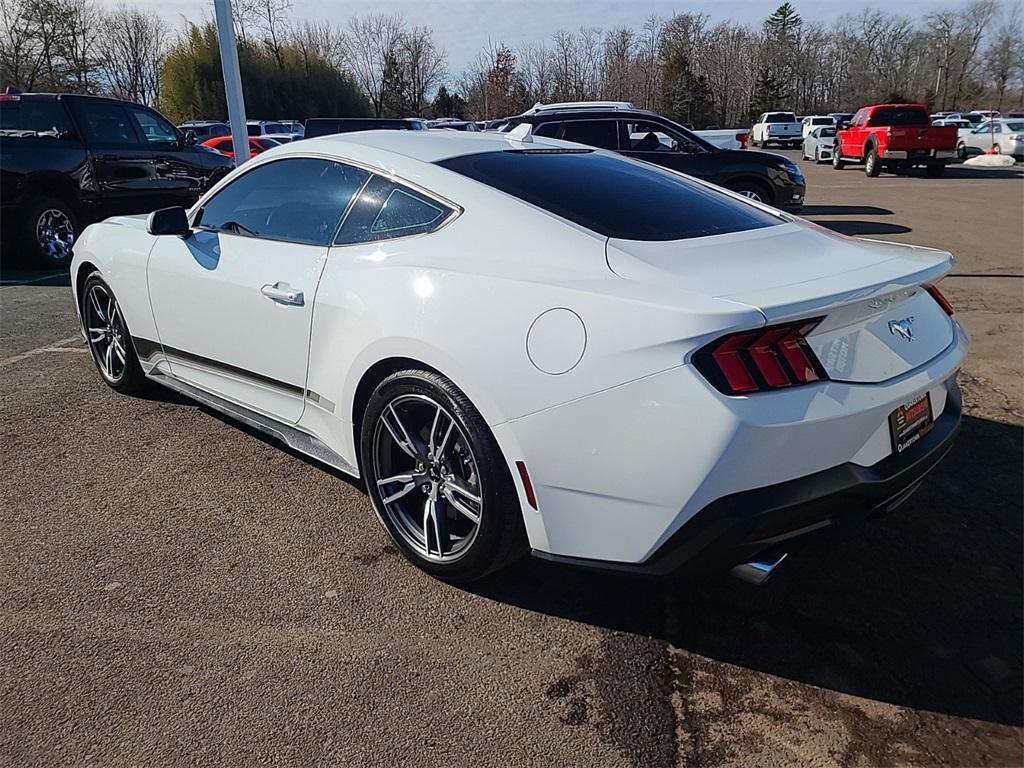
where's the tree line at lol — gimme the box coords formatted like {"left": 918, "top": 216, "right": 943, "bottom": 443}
{"left": 1, "top": 0, "right": 1021, "bottom": 128}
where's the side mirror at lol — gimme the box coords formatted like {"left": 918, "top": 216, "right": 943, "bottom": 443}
{"left": 183, "top": 129, "right": 197, "bottom": 145}
{"left": 147, "top": 206, "right": 191, "bottom": 236}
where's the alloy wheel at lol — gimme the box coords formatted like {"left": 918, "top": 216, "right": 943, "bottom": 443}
{"left": 372, "top": 394, "right": 483, "bottom": 562}
{"left": 84, "top": 283, "right": 129, "bottom": 384}
{"left": 36, "top": 208, "right": 75, "bottom": 262}
{"left": 737, "top": 189, "right": 763, "bottom": 202}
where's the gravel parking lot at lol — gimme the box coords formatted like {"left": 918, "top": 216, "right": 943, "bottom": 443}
{"left": 1, "top": 153, "right": 1021, "bottom": 767}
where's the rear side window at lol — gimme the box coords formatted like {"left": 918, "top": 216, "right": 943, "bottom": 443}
{"left": 438, "top": 150, "right": 781, "bottom": 241}
{"left": 0, "top": 99, "right": 76, "bottom": 138}
{"left": 559, "top": 120, "right": 619, "bottom": 150}
{"left": 336, "top": 175, "right": 455, "bottom": 244}
{"left": 69, "top": 100, "right": 140, "bottom": 147}
{"left": 198, "top": 158, "right": 370, "bottom": 245}
{"left": 533, "top": 122, "right": 561, "bottom": 138}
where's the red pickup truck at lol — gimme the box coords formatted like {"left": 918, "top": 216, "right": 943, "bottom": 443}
{"left": 833, "top": 104, "right": 958, "bottom": 177}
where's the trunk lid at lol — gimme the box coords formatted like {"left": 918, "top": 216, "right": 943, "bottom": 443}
{"left": 606, "top": 222, "right": 956, "bottom": 383}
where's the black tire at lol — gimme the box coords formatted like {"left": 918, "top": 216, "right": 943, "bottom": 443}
{"left": 865, "top": 146, "right": 881, "bottom": 177}
{"left": 956, "top": 141, "right": 967, "bottom": 160}
{"left": 81, "top": 273, "right": 149, "bottom": 395}
{"left": 727, "top": 179, "right": 774, "bottom": 206}
{"left": 22, "top": 197, "right": 78, "bottom": 269}
{"left": 926, "top": 162, "right": 946, "bottom": 178}
{"left": 360, "top": 369, "right": 527, "bottom": 583}
{"left": 814, "top": 147, "right": 821, "bottom": 163}
{"left": 832, "top": 150, "right": 845, "bottom": 170}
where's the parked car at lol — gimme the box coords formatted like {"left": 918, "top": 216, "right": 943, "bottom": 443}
{"left": 247, "top": 120, "right": 289, "bottom": 137}
{"left": 0, "top": 92, "right": 232, "bottom": 267}
{"left": 833, "top": 104, "right": 958, "bottom": 177}
{"left": 304, "top": 117, "right": 427, "bottom": 138}
{"left": 939, "top": 112, "right": 983, "bottom": 126}
{"left": 802, "top": 126, "right": 837, "bottom": 162}
{"left": 201, "top": 135, "right": 280, "bottom": 159}
{"left": 956, "top": 119, "right": 1024, "bottom": 161}
{"left": 501, "top": 102, "right": 805, "bottom": 211}
{"left": 1004, "top": 111, "right": 1024, "bottom": 119}
{"left": 968, "top": 110, "right": 1000, "bottom": 120}
{"left": 932, "top": 118, "right": 976, "bottom": 146}
{"left": 427, "top": 119, "right": 478, "bottom": 131}
{"left": 828, "top": 112, "right": 855, "bottom": 128}
{"left": 279, "top": 120, "right": 304, "bottom": 138}
{"left": 693, "top": 128, "right": 751, "bottom": 150}
{"left": 70, "top": 129, "right": 967, "bottom": 583}
{"left": 178, "top": 120, "right": 230, "bottom": 139}
{"left": 476, "top": 119, "right": 509, "bottom": 131}
{"left": 751, "top": 112, "right": 801, "bottom": 148}
{"left": 801, "top": 115, "right": 835, "bottom": 138}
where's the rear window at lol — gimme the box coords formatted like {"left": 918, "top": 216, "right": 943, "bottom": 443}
{"left": 765, "top": 113, "right": 796, "bottom": 123}
{"left": 437, "top": 150, "right": 781, "bottom": 241}
{"left": 0, "top": 98, "right": 76, "bottom": 138}
{"left": 869, "top": 107, "right": 930, "bottom": 126}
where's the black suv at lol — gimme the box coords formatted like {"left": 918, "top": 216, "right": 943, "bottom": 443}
{"left": 1, "top": 93, "right": 233, "bottom": 267}
{"left": 501, "top": 106, "right": 805, "bottom": 213}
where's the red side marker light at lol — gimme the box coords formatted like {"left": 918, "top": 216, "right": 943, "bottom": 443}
{"left": 515, "top": 461, "right": 537, "bottom": 510}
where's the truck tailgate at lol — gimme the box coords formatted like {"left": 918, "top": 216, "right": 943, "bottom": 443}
{"left": 888, "top": 125, "right": 958, "bottom": 150}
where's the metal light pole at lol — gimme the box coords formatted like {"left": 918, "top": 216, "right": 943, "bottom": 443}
{"left": 213, "top": 0, "right": 249, "bottom": 164}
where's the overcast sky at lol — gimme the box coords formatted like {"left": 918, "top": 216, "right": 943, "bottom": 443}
{"left": 101, "top": 0, "right": 955, "bottom": 72}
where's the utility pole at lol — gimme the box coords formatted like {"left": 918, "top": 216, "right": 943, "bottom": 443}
{"left": 213, "top": 0, "right": 250, "bottom": 165}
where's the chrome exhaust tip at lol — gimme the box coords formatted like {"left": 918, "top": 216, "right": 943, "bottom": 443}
{"left": 729, "top": 549, "right": 788, "bottom": 585}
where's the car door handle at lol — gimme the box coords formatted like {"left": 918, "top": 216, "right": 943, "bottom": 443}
{"left": 261, "top": 282, "right": 304, "bottom": 306}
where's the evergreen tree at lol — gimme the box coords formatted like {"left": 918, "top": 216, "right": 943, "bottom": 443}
{"left": 380, "top": 52, "right": 412, "bottom": 117}
{"left": 660, "top": 48, "right": 713, "bottom": 126}
{"left": 159, "top": 21, "right": 370, "bottom": 123}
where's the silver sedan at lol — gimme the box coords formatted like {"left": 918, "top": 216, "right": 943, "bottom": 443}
{"left": 802, "top": 126, "right": 837, "bottom": 163}
{"left": 957, "top": 120, "right": 1024, "bottom": 161}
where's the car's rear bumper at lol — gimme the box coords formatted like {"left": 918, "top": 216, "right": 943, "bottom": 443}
{"left": 533, "top": 376, "right": 961, "bottom": 577}
{"left": 504, "top": 319, "right": 968, "bottom": 573}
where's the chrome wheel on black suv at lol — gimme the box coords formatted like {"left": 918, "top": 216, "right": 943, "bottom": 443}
{"left": 360, "top": 370, "right": 526, "bottom": 582}
{"left": 24, "top": 197, "right": 77, "bottom": 268}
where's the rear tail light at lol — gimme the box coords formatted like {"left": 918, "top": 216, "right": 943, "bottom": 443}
{"left": 924, "top": 282, "right": 955, "bottom": 315}
{"left": 694, "top": 318, "right": 828, "bottom": 395}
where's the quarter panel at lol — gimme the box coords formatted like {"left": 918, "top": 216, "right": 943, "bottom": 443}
{"left": 71, "top": 217, "right": 160, "bottom": 356}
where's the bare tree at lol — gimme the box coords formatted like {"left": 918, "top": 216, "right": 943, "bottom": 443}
{"left": 97, "top": 4, "right": 168, "bottom": 105}
{"left": 518, "top": 41, "right": 551, "bottom": 104}
{"left": 252, "top": 0, "right": 290, "bottom": 69}
{"left": 343, "top": 13, "right": 405, "bottom": 117}
{"left": 0, "top": 0, "right": 44, "bottom": 89}
{"left": 401, "top": 26, "right": 445, "bottom": 115}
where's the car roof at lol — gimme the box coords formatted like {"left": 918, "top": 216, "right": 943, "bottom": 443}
{"left": 513, "top": 107, "right": 660, "bottom": 121}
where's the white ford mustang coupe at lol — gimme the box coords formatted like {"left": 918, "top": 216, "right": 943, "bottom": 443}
{"left": 71, "top": 129, "right": 968, "bottom": 583}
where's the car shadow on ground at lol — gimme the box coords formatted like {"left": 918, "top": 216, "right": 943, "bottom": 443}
{"left": 812, "top": 220, "right": 913, "bottom": 236}
{"left": 800, "top": 205, "right": 894, "bottom": 216}
{"left": 470, "top": 414, "right": 1023, "bottom": 727}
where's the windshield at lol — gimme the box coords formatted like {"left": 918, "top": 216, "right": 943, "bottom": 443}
{"left": 437, "top": 150, "right": 781, "bottom": 241}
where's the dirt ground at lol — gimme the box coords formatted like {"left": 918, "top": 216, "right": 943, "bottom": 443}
{"left": 1, "top": 153, "right": 1021, "bottom": 767}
